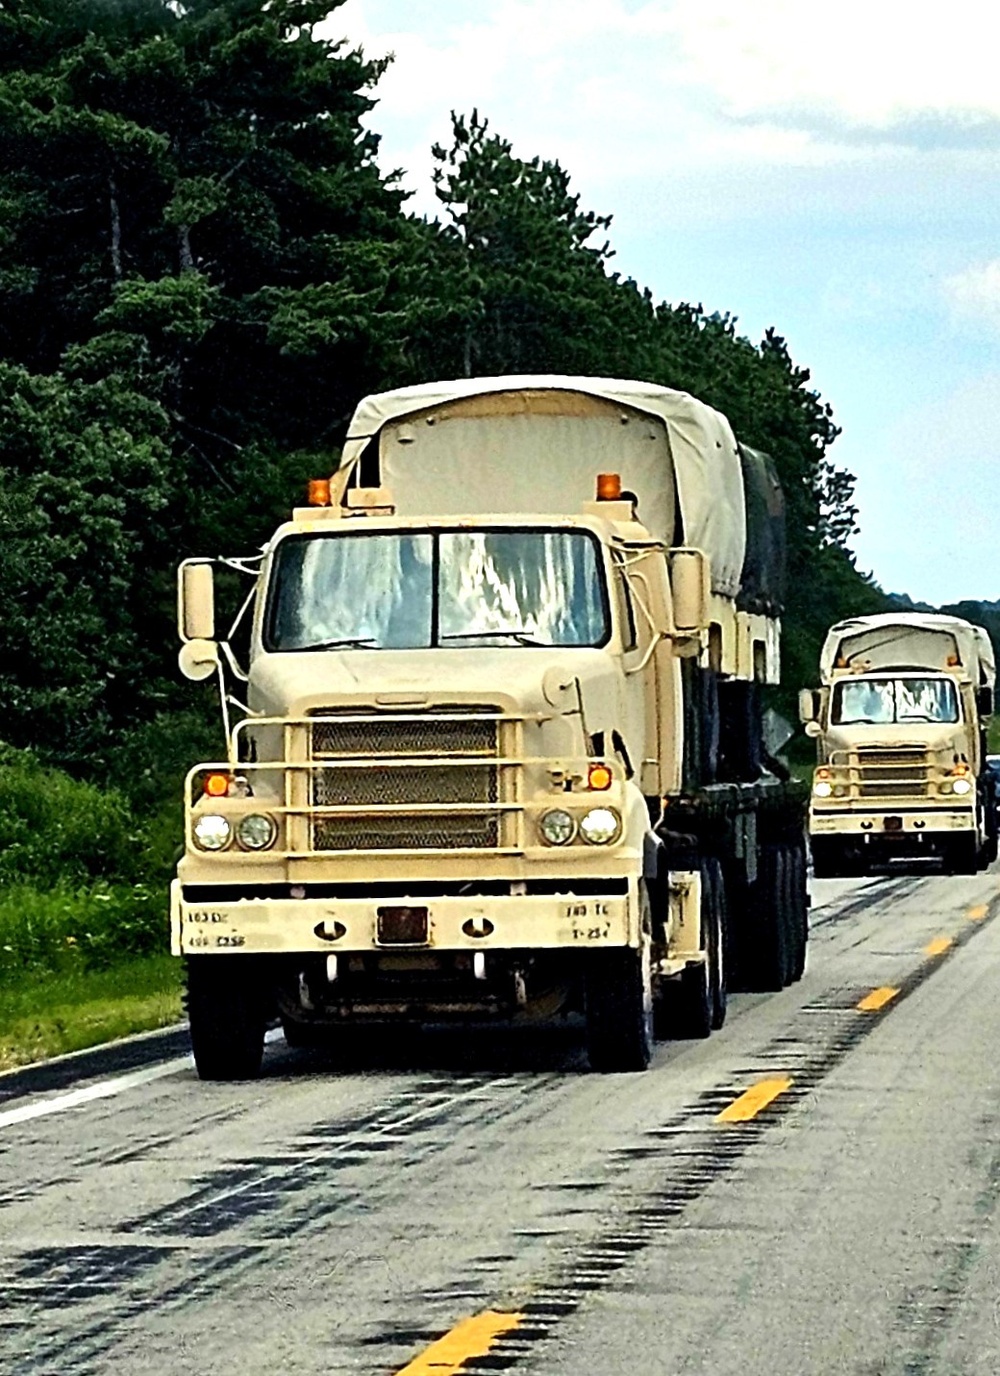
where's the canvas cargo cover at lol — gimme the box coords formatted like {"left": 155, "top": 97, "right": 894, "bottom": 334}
{"left": 337, "top": 375, "right": 749, "bottom": 600}
{"left": 737, "top": 443, "right": 785, "bottom": 616}
{"left": 820, "top": 613, "right": 996, "bottom": 689}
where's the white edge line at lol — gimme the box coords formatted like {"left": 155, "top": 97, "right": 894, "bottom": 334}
{"left": 0, "top": 1058, "right": 193, "bottom": 1129}
{"left": 0, "top": 1028, "right": 287, "bottom": 1131}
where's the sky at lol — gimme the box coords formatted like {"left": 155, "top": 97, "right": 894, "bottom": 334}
{"left": 324, "top": 0, "right": 1000, "bottom": 606}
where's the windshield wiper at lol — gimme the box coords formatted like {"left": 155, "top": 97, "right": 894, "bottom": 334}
{"left": 439, "top": 630, "right": 546, "bottom": 647}
{"left": 304, "top": 636, "right": 379, "bottom": 650}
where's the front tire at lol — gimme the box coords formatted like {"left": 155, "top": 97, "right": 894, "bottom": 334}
{"left": 810, "top": 839, "right": 842, "bottom": 880}
{"left": 947, "top": 835, "right": 979, "bottom": 875}
{"left": 186, "top": 956, "right": 266, "bottom": 1081}
{"left": 585, "top": 889, "right": 653, "bottom": 1073}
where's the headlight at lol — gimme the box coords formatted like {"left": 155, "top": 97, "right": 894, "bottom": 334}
{"left": 952, "top": 776, "right": 972, "bottom": 796}
{"left": 579, "top": 807, "right": 621, "bottom": 845}
{"left": 813, "top": 780, "right": 833, "bottom": 798}
{"left": 539, "top": 809, "right": 576, "bottom": 845}
{"left": 236, "top": 813, "right": 277, "bottom": 851}
{"left": 193, "top": 814, "right": 231, "bottom": 851}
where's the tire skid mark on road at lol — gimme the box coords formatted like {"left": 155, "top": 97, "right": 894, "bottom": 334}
{"left": 0, "top": 1072, "right": 551, "bottom": 1376}
{"left": 0, "top": 1241, "right": 263, "bottom": 1376}
{"left": 122, "top": 1073, "right": 532, "bottom": 1240}
{"left": 376, "top": 890, "right": 1000, "bottom": 1376}
{"left": 808, "top": 875, "right": 926, "bottom": 934}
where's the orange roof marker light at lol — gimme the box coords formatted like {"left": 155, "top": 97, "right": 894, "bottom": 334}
{"left": 307, "top": 478, "right": 332, "bottom": 507}
{"left": 587, "top": 763, "right": 613, "bottom": 791}
{"left": 596, "top": 472, "right": 622, "bottom": 501}
{"left": 203, "top": 772, "right": 231, "bottom": 798}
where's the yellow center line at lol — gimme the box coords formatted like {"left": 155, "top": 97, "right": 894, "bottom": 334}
{"left": 395, "top": 1311, "right": 524, "bottom": 1375}
{"left": 967, "top": 904, "right": 989, "bottom": 922}
{"left": 857, "top": 986, "right": 900, "bottom": 1012}
{"left": 716, "top": 1077, "right": 792, "bottom": 1124}
{"left": 925, "top": 936, "right": 954, "bottom": 958}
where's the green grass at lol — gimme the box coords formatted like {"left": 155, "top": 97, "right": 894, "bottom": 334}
{"left": 0, "top": 953, "right": 183, "bottom": 1071}
{"left": 0, "top": 881, "right": 168, "bottom": 980}
{"left": 0, "top": 882, "right": 180, "bottom": 1071}
{"left": 0, "top": 741, "right": 191, "bottom": 1071}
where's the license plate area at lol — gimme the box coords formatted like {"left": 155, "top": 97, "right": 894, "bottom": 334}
{"left": 376, "top": 906, "right": 430, "bottom": 945}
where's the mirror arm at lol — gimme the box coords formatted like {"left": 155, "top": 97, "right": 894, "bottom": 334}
{"left": 215, "top": 661, "right": 236, "bottom": 768}
{"left": 625, "top": 630, "right": 667, "bottom": 676}
{"left": 219, "top": 639, "right": 249, "bottom": 684}
{"left": 226, "top": 583, "right": 257, "bottom": 644}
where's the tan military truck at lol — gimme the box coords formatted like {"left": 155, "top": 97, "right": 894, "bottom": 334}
{"left": 800, "top": 612, "right": 997, "bottom": 876}
{"left": 173, "top": 375, "right": 808, "bottom": 1079}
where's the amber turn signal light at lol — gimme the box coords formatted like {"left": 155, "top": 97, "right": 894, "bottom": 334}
{"left": 203, "top": 772, "right": 231, "bottom": 798}
{"left": 587, "top": 763, "right": 613, "bottom": 791}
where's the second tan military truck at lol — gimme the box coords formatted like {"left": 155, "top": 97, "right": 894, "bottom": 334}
{"left": 172, "top": 375, "right": 808, "bottom": 1078}
{"left": 801, "top": 612, "right": 997, "bottom": 876}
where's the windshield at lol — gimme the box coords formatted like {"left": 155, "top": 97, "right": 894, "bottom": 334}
{"left": 832, "top": 677, "right": 960, "bottom": 726}
{"left": 265, "top": 528, "right": 610, "bottom": 652}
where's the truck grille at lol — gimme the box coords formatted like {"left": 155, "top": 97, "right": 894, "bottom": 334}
{"left": 855, "top": 750, "right": 931, "bottom": 799}
{"left": 310, "top": 712, "right": 504, "bottom": 852}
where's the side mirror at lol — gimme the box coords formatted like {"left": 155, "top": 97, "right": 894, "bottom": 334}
{"left": 798, "top": 688, "right": 819, "bottom": 724}
{"left": 178, "top": 638, "right": 221, "bottom": 682}
{"left": 977, "top": 685, "right": 994, "bottom": 717}
{"left": 178, "top": 560, "right": 216, "bottom": 642}
{"left": 671, "top": 549, "right": 710, "bottom": 636}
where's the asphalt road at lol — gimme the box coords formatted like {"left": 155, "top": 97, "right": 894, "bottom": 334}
{"left": 3, "top": 867, "right": 1000, "bottom": 1375}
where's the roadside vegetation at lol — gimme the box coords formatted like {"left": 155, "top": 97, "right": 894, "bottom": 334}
{"left": 0, "top": 1, "right": 992, "bottom": 1065}
{"left": 0, "top": 743, "right": 189, "bottom": 1068}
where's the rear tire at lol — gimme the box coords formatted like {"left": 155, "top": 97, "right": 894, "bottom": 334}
{"left": 660, "top": 859, "right": 725, "bottom": 1039}
{"left": 585, "top": 888, "right": 653, "bottom": 1072}
{"left": 707, "top": 859, "right": 728, "bottom": 1030}
{"left": 787, "top": 842, "right": 808, "bottom": 982}
{"left": 744, "top": 845, "right": 787, "bottom": 992}
{"left": 186, "top": 957, "right": 266, "bottom": 1081}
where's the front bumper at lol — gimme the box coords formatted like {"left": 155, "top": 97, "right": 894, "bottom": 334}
{"left": 809, "top": 805, "right": 976, "bottom": 837}
{"left": 171, "top": 879, "right": 637, "bottom": 957}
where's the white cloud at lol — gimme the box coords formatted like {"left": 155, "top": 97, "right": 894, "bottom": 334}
{"left": 667, "top": 0, "right": 1000, "bottom": 127}
{"left": 944, "top": 260, "right": 1000, "bottom": 332}
{"left": 324, "top": 0, "right": 1000, "bottom": 236}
